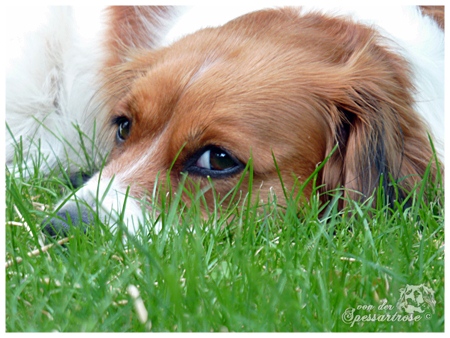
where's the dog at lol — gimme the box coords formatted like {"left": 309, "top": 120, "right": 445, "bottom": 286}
{"left": 5, "top": 6, "right": 444, "bottom": 236}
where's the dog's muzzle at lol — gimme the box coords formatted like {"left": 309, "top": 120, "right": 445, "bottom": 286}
{"left": 42, "top": 202, "right": 95, "bottom": 237}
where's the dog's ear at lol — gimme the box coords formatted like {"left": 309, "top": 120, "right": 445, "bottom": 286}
{"left": 104, "top": 6, "right": 178, "bottom": 68}
{"left": 99, "top": 7, "right": 182, "bottom": 115}
{"left": 318, "top": 36, "right": 438, "bottom": 205}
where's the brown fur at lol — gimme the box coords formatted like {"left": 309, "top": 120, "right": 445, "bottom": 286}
{"left": 99, "top": 7, "right": 441, "bottom": 209}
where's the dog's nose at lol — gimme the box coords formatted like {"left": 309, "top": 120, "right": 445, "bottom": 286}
{"left": 42, "top": 202, "right": 95, "bottom": 237}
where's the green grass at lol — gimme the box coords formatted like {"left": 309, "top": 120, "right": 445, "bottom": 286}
{"left": 5, "top": 146, "right": 444, "bottom": 332}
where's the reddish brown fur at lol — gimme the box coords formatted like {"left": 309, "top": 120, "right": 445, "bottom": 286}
{"left": 100, "top": 7, "right": 441, "bottom": 210}
{"left": 420, "top": 6, "right": 444, "bottom": 29}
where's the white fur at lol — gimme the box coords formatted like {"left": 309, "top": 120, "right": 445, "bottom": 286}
{"left": 161, "top": 5, "right": 277, "bottom": 47}
{"left": 63, "top": 173, "right": 146, "bottom": 235}
{"left": 6, "top": 7, "right": 110, "bottom": 175}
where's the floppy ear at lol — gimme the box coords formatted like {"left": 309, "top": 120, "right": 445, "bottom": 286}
{"left": 99, "top": 7, "right": 183, "bottom": 107}
{"left": 104, "top": 6, "right": 179, "bottom": 68}
{"left": 319, "top": 37, "right": 439, "bottom": 205}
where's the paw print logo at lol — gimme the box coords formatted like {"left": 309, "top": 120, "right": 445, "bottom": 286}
{"left": 396, "top": 284, "right": 436, "bottom": 315}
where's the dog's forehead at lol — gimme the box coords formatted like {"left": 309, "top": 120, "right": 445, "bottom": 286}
{"left": 129, "top": 41, "right": 300, "bottom": 119}
{"left": 119, "top": 10, "right": 341, "bottom": 158}
{"left": 128, "top": 55, "right": 295, "bottom": 135}
{"left": 120, "top": 30, "right": 331, "bottom": 162}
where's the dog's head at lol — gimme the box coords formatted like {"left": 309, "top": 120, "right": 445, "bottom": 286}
{"left": 44, "top": 7, "right": 440, "bottom": 236}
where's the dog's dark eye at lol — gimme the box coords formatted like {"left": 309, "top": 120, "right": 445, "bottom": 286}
{"left": 197, "top": 148, "right": 236, "bottom": 171}
{"left": 185, "top": 146, "right": 244, "bottom": 178}
{"left": 114, "top": 117, "right": 131, "bottom": 143}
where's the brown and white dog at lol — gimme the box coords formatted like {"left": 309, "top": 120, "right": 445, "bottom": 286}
{"left": 5, "top": 6, "right": 444, "bottom": 236}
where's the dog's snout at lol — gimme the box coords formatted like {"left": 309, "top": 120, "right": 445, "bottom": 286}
{"left": 42, "top": 202, "right": 95, "bottom": 237}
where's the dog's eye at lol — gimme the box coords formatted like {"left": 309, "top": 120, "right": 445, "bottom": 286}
{"left": 115, "top": 117, "right": 131, "bottom": 142}
{"left": 185, "top": 146, "right": 244, "bottom": 178}
{"left": 197, "top": 148, "right": 237, "bottom": 171}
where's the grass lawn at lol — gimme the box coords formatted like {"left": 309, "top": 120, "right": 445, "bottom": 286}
{"left": 5, "top": 149, "right": 444, "bottom": 332}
